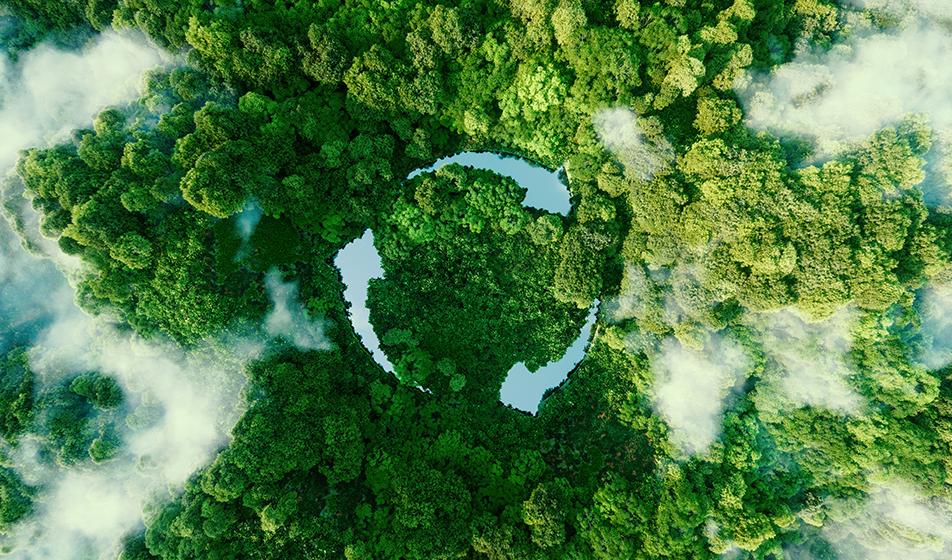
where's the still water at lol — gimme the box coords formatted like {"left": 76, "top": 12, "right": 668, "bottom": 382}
{"left": 337, "top": 153, "right": 590, "bottom": 413}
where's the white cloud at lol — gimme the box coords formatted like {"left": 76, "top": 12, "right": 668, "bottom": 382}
{"left": 0, "top": 218, "right": 74, "bottom": 348}
{"left": 824, "top": 482, "right": 952, "bottom": 560}
{"left": 593, "top": 107, "right": 672, "bottom": 181}
{"left": 604, "top": 264, "right": 654, "bottom": 323}
{"left": 2, "top": 194, "right": 265, "bottom": 560}
{"left": 264, "top": 269, "right": 331, "bottom": 351}
{"left": 851, "top": 0, "right": 952, "bottom": 22}
{"left": 0, "top": 25, "right": 271, "bottom": 560}
{"left": 232, "top": 201, "right": 263, "bottom": 262}
{"left": 916, "top": 282, "right": 952, "bottom": 369}
{"left": 1, "top": 197, "right": 266, "bottom": 560}
{"left": 12, "top": 312, "right": 264, "bottom": 560}
{"left": 235, "top": 201, "right": 263, "bottom": 243}
{"left": 0, "top": 30, "right": 162, "bottom": 348}
{"left": 651, "top": 335, "right": 749, "bottom": 455}
{"left": 0, "top": 31, "right": 165, "bottom": 171}
{"left": 736, "top": 1, "right": 952, "bottom": 205}
{"left": 737, "top": 20, "right": 952, "bottom": 157}
{"left": 738, "top": 2, "right": 952, "bottom": 209}
{"left": 754, "top": 308, "right": 862, "bottom": 414}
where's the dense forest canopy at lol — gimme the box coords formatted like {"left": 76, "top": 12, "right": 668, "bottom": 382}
{"left": 0, "top": 0, "right": 950, "bottom": 559}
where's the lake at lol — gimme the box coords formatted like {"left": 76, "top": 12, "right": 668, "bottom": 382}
{"left": 407, "top": 151, "right": 571, "bottom": 216}
{"left": 333, "top": 230, "right": 395, "bottom": 374}
{"left": 499, "top": 301, "right": 598, "bottom": 413}
{"left": 336, "top": 152, "right": 592, "bottom": 413}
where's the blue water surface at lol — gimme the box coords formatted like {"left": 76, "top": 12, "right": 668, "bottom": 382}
{"left": 407, "top": 151, "right": 571, "bottom": 216}
{"left": 334, "top": 230, "right": 394, "bottom": 373}
{"left": 499, "top": 302, "right": 598, "bottom": 413}
{"left": 337, "top": 152, "right": 590, "bottom": 413}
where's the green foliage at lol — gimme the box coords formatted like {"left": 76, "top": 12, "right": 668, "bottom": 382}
{"left": 14, "top": 71, "right": 275, "bottom": 342}
{"left": 0, "top": 348, "right": 128, "bottom": 468}
{"left": 522, "top": 479, "right": 570, "bottom": 548}
{"left": 2, "top": 0, "right": 115, "bottom": 31}
{"left": 620, "top": 122, "right": 940, "bottom": 327}
{"left": 38, "top": 373, "right": 125, "bottom": 465}
{"left": 0, "top": 348, "right": 36, "bottom": 442}
{"left": 69, "top": 371, "right": 123, "bottom": 409}
{"left": 554, "top": 223, "right": 614, "bottom": 309}
{"left": 0, "top": 466, "right": 34, "bottom": 533}
{"left": 369, "top": 165, "right": 588, "bottom": 397}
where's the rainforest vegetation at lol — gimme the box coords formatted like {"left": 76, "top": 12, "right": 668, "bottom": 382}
{"left": 0, "top": 0, "right": 951, "bottom": 559}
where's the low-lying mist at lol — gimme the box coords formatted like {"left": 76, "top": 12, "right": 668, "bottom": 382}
{"left": 737, "top": 0, "right": 952, "bottom": 211}
{"left": 0, "top": 24, "right": 275, "bottom": 560}
{"left": 264, "top": 268, "right": 331, "bottom": 352}
{"left": 819, "top": 482, "right": 952, "bottom": 560}
{"left": 650, "top": 335, "right": 749, "bottom": 456}
{"left": 10, "top": 308, "right": 264, "bottom": 559}
{"left": 593, "top": 107, "right": 672, "bottom": 182}
{"left": 0, "top": 30, "right": 163, "bottom": 171}
{"left": 738, "top": 6, "right": 952, "bottom": 152}
{"left": 752, "top": 308, "right": 862, "bottom": 415}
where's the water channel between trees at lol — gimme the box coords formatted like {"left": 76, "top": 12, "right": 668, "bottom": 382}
{"left": 335, "top": 152, "right": 596, "bottom": 413}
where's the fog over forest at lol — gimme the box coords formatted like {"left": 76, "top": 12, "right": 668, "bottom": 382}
{"left": 0, "top": 31, "right": 279, "bottom": 559}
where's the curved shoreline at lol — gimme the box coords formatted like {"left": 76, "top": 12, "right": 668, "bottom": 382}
{"left": 335, "top": 151, "right": 592, "bottom": 413}
{"left": 406, "top": 151, "right": 571, "bottom": 216}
